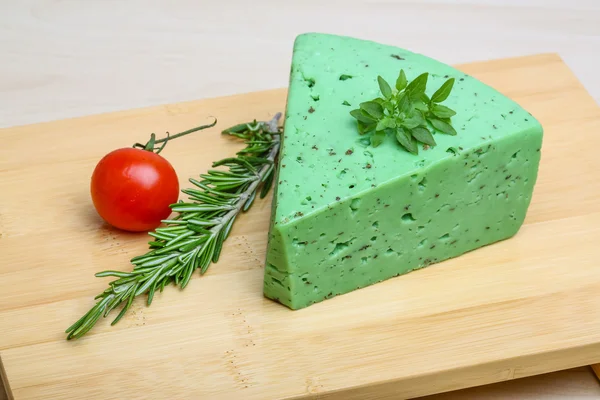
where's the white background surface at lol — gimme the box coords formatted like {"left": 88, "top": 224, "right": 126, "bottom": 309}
{"left": 1, "top": 1, "right": 600, "bottom": 398}
{"left": 1, "top": 0, "right": 599, "bottom": 128}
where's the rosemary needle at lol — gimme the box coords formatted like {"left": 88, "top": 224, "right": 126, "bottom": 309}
{"left": 66, "top": 113, "right": 282, "bottom": 340}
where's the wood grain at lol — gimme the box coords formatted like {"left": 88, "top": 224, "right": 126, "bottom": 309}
{"left": 1, "top": 54, "right": 600, "bottom": 400}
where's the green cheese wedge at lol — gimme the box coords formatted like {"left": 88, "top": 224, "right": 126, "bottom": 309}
{"left": 264, "top": 33, "right": 543, "bottom": 309}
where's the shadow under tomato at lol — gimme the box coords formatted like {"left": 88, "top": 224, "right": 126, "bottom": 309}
{"left": 74, "top": 192, "right": 148, "bottom": 240}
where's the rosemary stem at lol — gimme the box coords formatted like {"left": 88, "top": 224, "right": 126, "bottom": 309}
{"left": 211, "top": 133, "right": 281, "bottom": 234}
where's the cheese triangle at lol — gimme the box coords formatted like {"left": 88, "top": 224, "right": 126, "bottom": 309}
{"left": 264, "top": 33, "right": 543, "bottom": 309}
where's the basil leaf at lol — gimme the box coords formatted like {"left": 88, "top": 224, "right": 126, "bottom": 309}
{"left": 431, "top": 78, "right": 455, "bottom": 103}
{"left": 358, "top": 121, "right": 376, "bottom": 135}
{"left": 376, "top": 117, "right": 396, "bottom": 131}
{"left": 383, "top": 100, "right": 394, "bottom": 113}
{"left": 377, "top": 76, "right": 393, "bottom": 99}
{"left": 431, "top": 104, "right": 456, "bottom": 118}
{"left": 371, "top": 97, "right": 393, "bottom": 112}
{"left": 349, "top": 68, "right": 459, "bottom": 155}
{"left": 406, "top": 72, "right": 429, "bottom": 100}
{"left": 397, "top": 93, "right": 411, "bottom": 114}
{"left": 360, "top": 101, "right": 384, "bottom": 119}
{"left": 395, "top": 69, "right": 407, "bottom": 91}
{"left": 402, "top": 111, "right": 425, "bottom": 129}
{"left": 429, "top": 118, "right": 457, "bottom": 135}
{"left": 411, "top": 127, "right": 436, "bottom": 146}
{"left": 395, "top": 127, "right": 418, "bottom": 155}
{"left": 413, "top": 101, "right": 428, "bottom": 112}
{"left": 350, "top": 109, "right": 377, "bottom": 123}
{"left": 370, "top": 131, "right": 386, "bottom": 147}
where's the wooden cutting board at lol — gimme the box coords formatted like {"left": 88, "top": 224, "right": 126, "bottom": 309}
{"left": 1, "top": 54, "right": 600, "bottom": 400}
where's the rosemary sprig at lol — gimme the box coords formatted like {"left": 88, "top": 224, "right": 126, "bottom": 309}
{"left": 350, "top": 69, "right": 457, "bottom": 154}
{"left": 66, "top": 113, "right": 282, "bottom": 340}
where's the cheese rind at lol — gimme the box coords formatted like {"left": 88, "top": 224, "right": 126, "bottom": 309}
{"left": 264, "top": 33, "right": 543, "bottom": 309}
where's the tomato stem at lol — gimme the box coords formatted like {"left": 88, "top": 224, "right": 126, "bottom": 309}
{"left": 133, "top": 117, "right": 218, "bottom": 154}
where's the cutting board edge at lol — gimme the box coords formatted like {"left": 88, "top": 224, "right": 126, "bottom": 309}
{"left": 0, "top": 352, "right": 14, "bottom": 400}
{"left": 296, "top": 341, "right": 600, "bottom": 400}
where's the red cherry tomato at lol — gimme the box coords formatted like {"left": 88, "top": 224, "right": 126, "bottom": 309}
{"left": 91, "top": 148, "right": 179, "bottom": 232}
